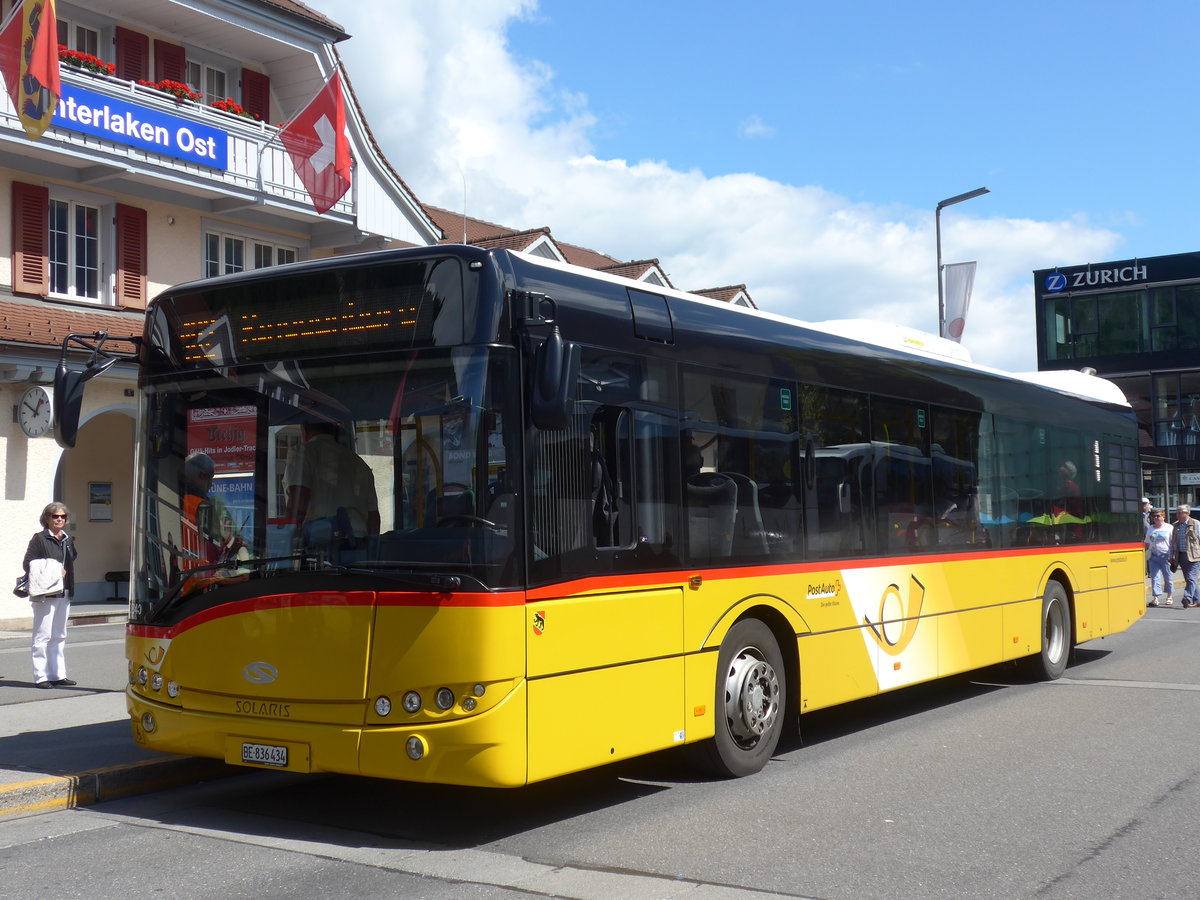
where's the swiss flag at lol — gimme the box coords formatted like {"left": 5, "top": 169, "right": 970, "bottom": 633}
{"left": 281, "top": 71, "right": 352, "bottom": 215}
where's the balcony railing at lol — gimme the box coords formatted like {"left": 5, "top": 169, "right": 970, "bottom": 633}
{"left": 1, "top": 66, "right": 350, "bottom": 217}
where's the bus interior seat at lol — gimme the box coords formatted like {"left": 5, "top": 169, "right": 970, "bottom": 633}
{"left": 686, "top": 473, "right": 737, "bottom": 558}
{"left": 425, "top": 484, "right": 475, "bottom": 526}
{"left": 720, "top": 471, "right": 768, "bottom": 555}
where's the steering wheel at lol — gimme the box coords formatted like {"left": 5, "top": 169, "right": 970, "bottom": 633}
{"left": 436, "top": 514, "right": 497, "bottom": 528}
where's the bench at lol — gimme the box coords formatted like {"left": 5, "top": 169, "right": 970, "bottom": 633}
{"left": 104, "top": 570, "right": 130, "bottom": 601}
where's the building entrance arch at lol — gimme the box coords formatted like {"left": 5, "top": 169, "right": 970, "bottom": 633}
{"left": 57, "top": 405, "right": 136, "bottom": 603}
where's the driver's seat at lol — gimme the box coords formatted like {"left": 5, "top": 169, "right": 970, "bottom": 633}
{"left": 425, "top": 486, "right": 475, "bottom": 526}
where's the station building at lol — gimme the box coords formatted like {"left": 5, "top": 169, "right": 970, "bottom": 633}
{"left": 0, "top": 0, "right": 441, "bottom": 619}
{"left": 1034, "top": 251, "right": 1200, "bottom": 510}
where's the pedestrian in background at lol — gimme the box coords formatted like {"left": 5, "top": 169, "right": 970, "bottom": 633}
{"left": 24, "top": 502, "right": 78, "bottom": 688}
{"left": 1145, "top": 508, "right": 1172, "bottom": 606}
{"left": 1170, "top": 504, "right": 1200, "bottom": 609}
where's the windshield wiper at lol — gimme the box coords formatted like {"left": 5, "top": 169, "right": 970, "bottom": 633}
{"left": 343, "top": 565, "right": 463, "bottom": 592}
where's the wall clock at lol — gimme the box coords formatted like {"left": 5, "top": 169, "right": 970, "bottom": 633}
{"left": 18, "top": 385, "right": 53, "bottom": 438}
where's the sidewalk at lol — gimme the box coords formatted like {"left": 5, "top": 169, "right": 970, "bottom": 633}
{"left": 0, "top": 601, "right": 239, "bottom": 820}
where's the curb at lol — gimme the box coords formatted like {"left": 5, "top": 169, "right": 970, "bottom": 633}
{"left": 0, "top": 611, "right": 127, "bottom": 632}
{"left": 0, "top": 757, "right": 243, "bottom": 820}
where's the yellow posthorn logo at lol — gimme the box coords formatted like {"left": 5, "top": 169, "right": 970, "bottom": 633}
{"left": 863, "top": 575, "right": 925, "bottom": 656}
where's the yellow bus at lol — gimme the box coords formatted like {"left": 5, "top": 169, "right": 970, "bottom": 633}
{"left": 56, "top": 246, "right": 1144, "bottom": 786}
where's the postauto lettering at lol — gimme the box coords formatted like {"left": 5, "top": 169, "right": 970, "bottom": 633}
{"left": 54, "top": 83, "right": 227, "bottom": 170}
{"left": 1045, "top": 265, "right": 1148, "bottom": 292}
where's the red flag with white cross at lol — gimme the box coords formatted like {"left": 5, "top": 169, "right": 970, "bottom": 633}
{"left": 280, "top": 71, "right": 353, "bottom": 215}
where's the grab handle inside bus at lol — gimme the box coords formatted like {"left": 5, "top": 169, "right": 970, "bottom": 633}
{"left": 531, "top": 327, "right": 580, "bottom": 430}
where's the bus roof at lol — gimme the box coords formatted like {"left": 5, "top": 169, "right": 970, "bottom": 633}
{"left": 507, "top": 250, "right": 1130, "bottom": 410}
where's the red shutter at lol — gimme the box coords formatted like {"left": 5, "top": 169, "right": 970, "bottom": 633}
{"left": 11, "top": 182, "right": 49, "bottom": 297}
{"left": 115, "top": 204, "right": 147, "bottom": 310}
{"left": 115, "top": 27, "right": 149, "bottom": 82}
{"left": 154, "top": 40, "right": 187, "bottom": 84}
{"left": 241, "top": 68, "right": 270, "bottom": 121}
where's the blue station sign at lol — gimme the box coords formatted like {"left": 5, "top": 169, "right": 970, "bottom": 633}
{"left": 53, "top": 83, "right": 228, "bottom": 170}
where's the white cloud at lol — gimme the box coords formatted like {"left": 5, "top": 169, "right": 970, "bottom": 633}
{"left": 323, "top": 1, "right": 1123, "bottom": 373}
{"left": 737, "top": 114, "right": 776, "bottom": 139}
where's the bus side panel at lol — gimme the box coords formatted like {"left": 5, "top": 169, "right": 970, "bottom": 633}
{"left": 937, "top": 604, "right": 1002, "bottom": 677}
{"left": 526, "top": 588, "right": 684, "bottom": 783}
{"left": 798, "top": 627, "right": 879, "bottom": 713}
{"left": 1076, "top": 567, "right": 1111, "bottom": 640}
{"left": 1106, "top": 548, "right": 1146, "bottom": 635}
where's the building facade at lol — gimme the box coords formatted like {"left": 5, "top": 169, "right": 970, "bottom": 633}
{"left": 0, "top": 0, "right": 439, "bottom": 620}
{"left": 1034, "top": 251, "right": 1200, "bottom": 510}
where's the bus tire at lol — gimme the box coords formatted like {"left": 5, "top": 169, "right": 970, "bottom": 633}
{"left": 699, "top": 618, "right": 786, "bottom": 778}
{"left": 1023, "top": 581, "right": 1072, "bottom": 680}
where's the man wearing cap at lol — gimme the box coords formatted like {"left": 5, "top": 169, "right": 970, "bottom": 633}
{"left": 1170, "top": 505, "right": 1200, "bottom": 608}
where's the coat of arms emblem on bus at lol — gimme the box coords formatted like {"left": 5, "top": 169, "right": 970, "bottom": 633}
{"left": 532, "top": 611, "right": 546, "bottom": 635}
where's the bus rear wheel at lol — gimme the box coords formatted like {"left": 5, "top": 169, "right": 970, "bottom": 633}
{"left": 699, "top": 618, "right": 786, "bottom": 778}
{"left": 1023, "top": 581, "right": 1072, "bottom": 680}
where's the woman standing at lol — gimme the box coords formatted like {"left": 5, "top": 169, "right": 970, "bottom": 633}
{"left": 25, "top": 502, "right": 78, "bottom": 688}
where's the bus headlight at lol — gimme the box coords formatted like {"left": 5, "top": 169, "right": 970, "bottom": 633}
{"left": 402, "top": 691, "right": 422, "bottom": 713}
{"left": 166, "top": 681, "right": 180, "bottom": 698}
{"left": 150, "top": 673, "right": 164, "bottom": 692}
{"left": 405, "top": 736, "right": 426, "bottom": 760}
{"left": 141, "top": 712, "right": 156, "bottom": 733}
{"left": 137, "top": 667, "right": 148, "bottom": 685}
{"left": 435, "top": 687, "right": 455, "bottom": 710}
{"left": 375, "top": 696, "right": 392, "bottom": 717}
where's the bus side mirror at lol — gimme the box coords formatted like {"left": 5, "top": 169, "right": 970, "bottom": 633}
{"left": 54, "top": 357, "right": 117, "bottom": 449}
{"left": 530, "top": 329, "right": 580, "bottom": 430}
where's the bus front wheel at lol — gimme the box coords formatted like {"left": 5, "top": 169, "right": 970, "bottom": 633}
{"left": 1023, "top": 581, "right": 1072, "bottom": 680}
{"left": 699, "top": 618, "right": 786, "bottom": 778}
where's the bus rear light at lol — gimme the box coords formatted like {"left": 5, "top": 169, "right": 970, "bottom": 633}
{"left": 406, "top": 736, "right": 426, "bottom": 760}
{"left": 375, "top": 696, "right": 392, "bottom": 717}
{"left": 435, "top": 688, "right": 455, "bottom": 710}
{"left": 402, "top": 691, "right": 422, "bottom": 713}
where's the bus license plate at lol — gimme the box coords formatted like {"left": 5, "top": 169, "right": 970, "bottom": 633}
{"left": 241, "top": 741, "right": 288, "bottom": 768}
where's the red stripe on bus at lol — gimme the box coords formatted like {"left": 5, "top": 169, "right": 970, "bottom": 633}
{"left": 126, "top": 589, "right": 525, "bottom": 638}
{"left": 522, "top": 542, "right": 1142, "bottom": 599}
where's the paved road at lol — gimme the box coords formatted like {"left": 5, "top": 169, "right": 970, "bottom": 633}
{"left": 1, "top": 605, "right": 1198, "bottom": 898}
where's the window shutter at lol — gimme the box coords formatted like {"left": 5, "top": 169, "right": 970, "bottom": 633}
{"left": 115, "top": 27, "right": 149, "bottom": 82}
{"left": 115, "top": 204, "right": 148, "bottom": 310}
{"left": 154, "top": 40, "right": 187, "bottom": 83}
{"left": 11, "top": 182, "right": 49, "bottom": 297}
{"left": 241, "top": 68, "right": 271, "bottom": 121}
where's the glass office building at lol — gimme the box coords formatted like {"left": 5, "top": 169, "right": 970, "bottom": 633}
{"left": 1035, "top": 251, "right": 1200, "bottom": 510}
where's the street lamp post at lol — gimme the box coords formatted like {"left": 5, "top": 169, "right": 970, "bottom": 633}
{"left": 936, "top": 186, "right": 989, "bottom": 338}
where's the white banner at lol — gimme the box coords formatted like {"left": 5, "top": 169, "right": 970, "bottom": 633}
{"left": 942, "top": 261, "right": 976, "bottom": 342}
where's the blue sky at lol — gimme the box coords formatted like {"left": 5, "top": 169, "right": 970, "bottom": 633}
{"left": 323, "top": 1, "right": 1199, "bottom": 371}
{"left": 506, "top": 1, "right": 1194, "bottom": 252}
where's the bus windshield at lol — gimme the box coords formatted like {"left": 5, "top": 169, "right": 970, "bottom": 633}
{"left": 132, "top": 345, "right": 521, "bottom": 615}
